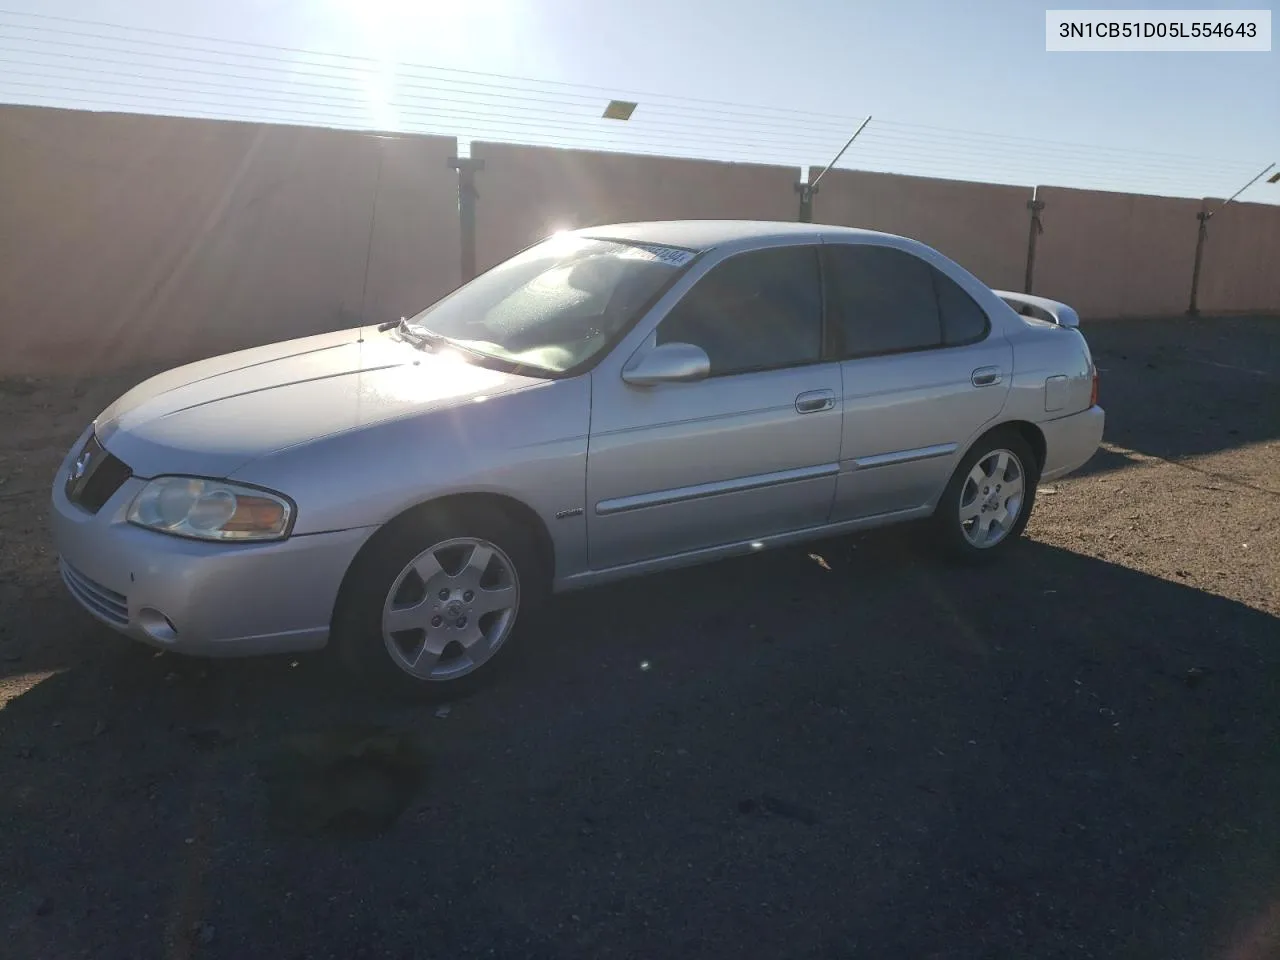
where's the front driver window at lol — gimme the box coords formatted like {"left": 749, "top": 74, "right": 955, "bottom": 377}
{"left": 656, "top": 246, "right": 822, "bottom": 376}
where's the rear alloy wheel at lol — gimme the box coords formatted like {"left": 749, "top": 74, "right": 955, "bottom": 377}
{"left": 933, "top": 430, "right": 1038, "bottom": 562}
{"left": 957, "top": 449, "right": 1026, "bottom": 549}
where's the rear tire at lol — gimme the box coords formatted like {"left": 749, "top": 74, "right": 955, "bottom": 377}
{"left": 931, "top": 428, "right": 1038, "bottom": 564}
{"left": 332, "top": 503, "right": 546, "bottom": 699}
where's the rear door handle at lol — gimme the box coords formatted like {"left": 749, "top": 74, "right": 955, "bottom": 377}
{"left": 971, "top": 366, "right": 1003, "bottom": 387}
{"left": 795, "top": 389, "right": 836, "bottom": 414}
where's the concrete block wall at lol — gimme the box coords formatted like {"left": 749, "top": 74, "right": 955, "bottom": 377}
{"left": 0, "top": 106, "right": 459, "bottom": 375}
{"left": 808, "top": 168, "right": 1032, "bottom": 292}
{"left": 1031, "top": 187, "right": 1205, "bottom": 318}
{"left": 2, "top": 105, "right": 1276, "bottom": 376}
{"left": 470, "top": 141, "right": 801, "bottom": 271}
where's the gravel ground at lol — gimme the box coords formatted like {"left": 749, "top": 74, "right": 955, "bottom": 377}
{"left": 1, "top": 315, "right": 1277, "bottom": 960}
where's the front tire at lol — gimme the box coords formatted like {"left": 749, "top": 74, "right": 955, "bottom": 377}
{"left": 931, "top": 429, "right": 1038, "bottom": 563}
{"left": 332, "top": 504, "right": 544, "bottom": 697}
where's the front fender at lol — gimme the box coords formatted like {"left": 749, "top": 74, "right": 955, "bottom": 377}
{"left": 229, "top": 377, "right": 592, "bottom": 577}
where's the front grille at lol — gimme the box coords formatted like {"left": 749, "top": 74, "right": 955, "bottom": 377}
{"left": 59, "top": 558, "right": 129, "bottom": 626}
{"left": 65, "top": 433, "right": 131, "bottom": 514}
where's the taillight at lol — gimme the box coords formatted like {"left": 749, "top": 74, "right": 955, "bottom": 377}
{"left": 1089, "top": 365, "right": 1099, "bottom": 407}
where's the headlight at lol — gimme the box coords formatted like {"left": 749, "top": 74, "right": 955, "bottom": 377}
{"left": 127, "top": 477, "right": 294, "bottom": 541}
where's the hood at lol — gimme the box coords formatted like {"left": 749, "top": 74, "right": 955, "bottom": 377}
{"left": 96, "top": 328, "right": 547, "bottom": 478}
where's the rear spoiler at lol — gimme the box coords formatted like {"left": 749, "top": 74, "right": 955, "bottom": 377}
{"left": 992, "top": 290, "right": 1080, "bottom": 329}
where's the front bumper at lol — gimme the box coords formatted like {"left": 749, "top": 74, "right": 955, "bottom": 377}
{"left": 1039, "top": 405, "right": 1106, "bottom": 482}
{"left": 50, "top": 430, "right": 374, "bottom": 657}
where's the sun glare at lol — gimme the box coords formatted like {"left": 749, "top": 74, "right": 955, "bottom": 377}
{"left": 323, "top": 0, "right": 538, "bottom": 131}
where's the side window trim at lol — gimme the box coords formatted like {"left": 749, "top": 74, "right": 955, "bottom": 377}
{"left": 817, "top": 242, "right": 841, "bottom": 363}
{"left": 658, "top": 243, "right": 830, "bottom": 380}
{"left": 820, "top": 244, "right": 850, "bottom": 359}
{"left": 701, "top": 356, "right": 833, "bottom": 379}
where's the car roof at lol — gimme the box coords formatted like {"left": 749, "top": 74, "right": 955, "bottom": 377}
{"left": 576, "top": 219, "right": 895, "bottom": 252}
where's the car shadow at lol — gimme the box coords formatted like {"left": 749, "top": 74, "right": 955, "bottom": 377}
{"left": 2, "top": 533, "right": 1278, "bottom": 959}
{"left": 1078, "top": 315, "right": 1280, "bottom": 477}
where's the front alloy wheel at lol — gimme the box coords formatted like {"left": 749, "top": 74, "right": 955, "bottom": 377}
{"left": 381, "top": 537, "right": 520, "bottom": 681}
{"left": 333, "top": 503, "right": 545, "bottom": 697}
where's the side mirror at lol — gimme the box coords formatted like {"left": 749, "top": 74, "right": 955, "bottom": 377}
{"left": 622, "top": 342, "right": 711, "bottom": 386}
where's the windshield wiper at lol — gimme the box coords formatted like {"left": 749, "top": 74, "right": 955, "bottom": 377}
{"left": 379, "top": 317, "right": 452, "bottom": 350}
{"left": 408, "top": 327, "right": 453, "bottom": 350}
{"left": 377, "top": 318, "right": 545, "bottom": 374}
{"left": 385, "top": 319, "right": 504, "bottom": 364}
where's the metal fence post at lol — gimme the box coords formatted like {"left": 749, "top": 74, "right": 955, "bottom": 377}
{"left": 1024, "top": 195, "right": 1045, "bottom": 294}
{"left": 1187, "top": 163, "right": 1275, "bottom": 315}
{"left": 1187, "top": 210, "right": 1209, "bottom": 316}
{"left": 448, "top": 156, "right": 485, "bottom": 283}
{"left": 796, "top": 181, "right": 815, "bottom": 223}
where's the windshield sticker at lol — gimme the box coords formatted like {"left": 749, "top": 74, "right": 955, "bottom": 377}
{"left": 619, "top": 244, "right": 698, "bottom": 267}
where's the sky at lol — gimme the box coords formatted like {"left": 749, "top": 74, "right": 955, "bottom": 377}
{"left": 0, "top": 0, "right": 1277, "bottom": 202}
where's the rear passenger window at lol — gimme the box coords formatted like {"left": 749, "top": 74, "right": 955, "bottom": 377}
{"left": 934, "top": 271, "right": 990, "bottom": 345}
{"left": 824, "top": 245, "right": 942, "bottom": 358}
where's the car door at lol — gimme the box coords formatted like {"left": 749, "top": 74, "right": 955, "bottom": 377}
{"left": 586, "top": 242, "right": 843, "bottom": 571}
{"left": 823, "top": 241, "right": 1013, "bottom": 522}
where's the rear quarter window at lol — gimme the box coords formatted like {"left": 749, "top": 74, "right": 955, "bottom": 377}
{"left": 933, "top": 271, "right": 990, "bottom": 345}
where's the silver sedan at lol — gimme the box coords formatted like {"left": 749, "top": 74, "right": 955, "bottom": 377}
{"left": 51, "top": 221, "right": 1104, "bottom": 693}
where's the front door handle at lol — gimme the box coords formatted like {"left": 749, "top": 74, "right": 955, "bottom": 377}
{"left": 971, "top": 366, "right": 1003, "bottom": 387}
{"left": 795, "top": 389, "right": 836, "bottom": 414}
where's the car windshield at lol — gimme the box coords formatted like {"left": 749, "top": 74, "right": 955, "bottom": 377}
{"left": 403, "top": 234, "right": 696, "bottom": 374}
